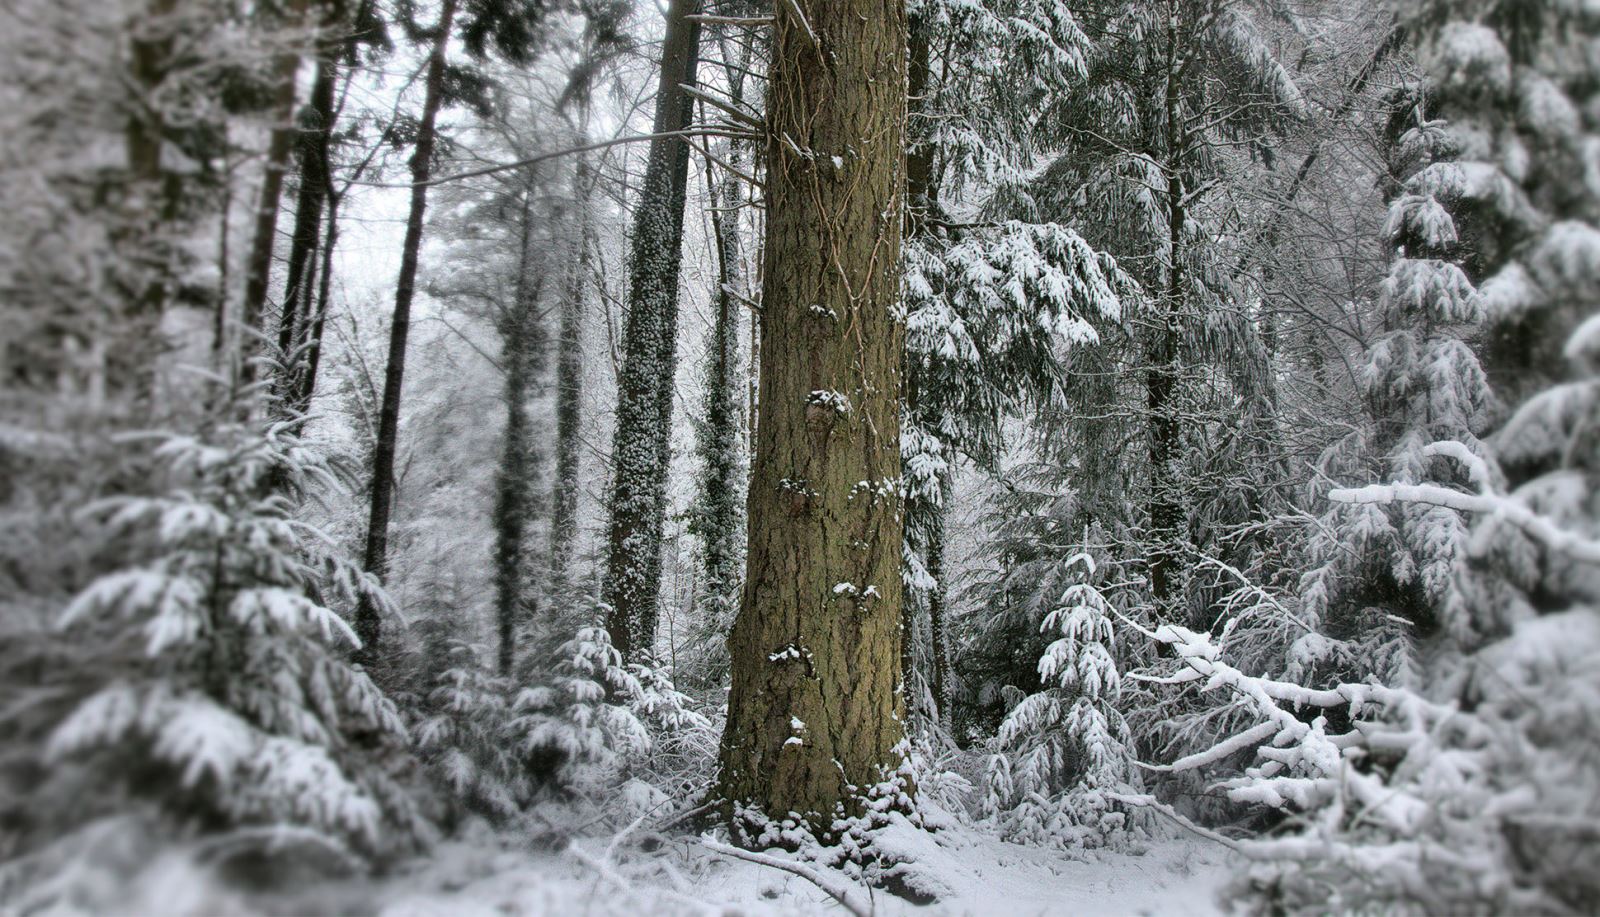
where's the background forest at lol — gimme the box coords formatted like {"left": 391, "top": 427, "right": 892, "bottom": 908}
{"left": 1, "top": 0, "right": 1597, "bottom": 913}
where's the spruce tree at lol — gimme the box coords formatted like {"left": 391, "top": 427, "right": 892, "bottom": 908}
{"left": 900, "top": 0, "right": 1125, "bottom": 725}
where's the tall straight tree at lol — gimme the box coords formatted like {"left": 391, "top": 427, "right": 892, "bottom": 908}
{"left": 683, "top": 34, "right": 755, "bottom": 689}
{"left": 601, "top": 0, "right": 701, "bottom": 661}
{"left": 717, "top": 0, "right": 910, "bottom": 838}
{"left": 493, "top": 182, "right": 548, "bottom": 677}
{"left": 274, "top": 0, "right": 351, "bottom": 402}
{"left": 239, "top": 0, "right": 312, "bottom": 382}
{"left": 548, "top": 147, "right": 591, "bottom": 604}
{"left": 354, "top": 0, "right": 459, "bottom": 661}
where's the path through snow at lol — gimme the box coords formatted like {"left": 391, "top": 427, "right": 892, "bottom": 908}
{"left": 273, "top": 822, "right": 1237, "bottom": 916}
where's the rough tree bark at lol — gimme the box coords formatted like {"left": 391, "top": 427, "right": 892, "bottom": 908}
{"left": 717, "top": 0, "right": 910, "bottom": 838}
{"left": 601, "top": 0, "right": 701, "bottom": 661}
{"left": 354, "top": 0, "right": 459, "bottom": 663}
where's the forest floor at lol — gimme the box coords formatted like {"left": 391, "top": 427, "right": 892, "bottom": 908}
{"left": 248, "top": 817, "right": 1238, "bottom": 916}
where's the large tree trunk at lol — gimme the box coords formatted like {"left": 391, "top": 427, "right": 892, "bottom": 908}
{"left": 548, "top": 151, "right": 591, "bottom": 601}
{"left": 601, "top": 0, "right": 701, "bottom": 661}
{"left": 717, "top": 0, "right": 909, "bottom": 838}
{"left": 354, "top": 0, "right": 458, "bottom": 663}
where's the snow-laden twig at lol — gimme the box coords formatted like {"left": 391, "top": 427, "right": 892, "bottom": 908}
{"left": 605, "top": 812, "right": 652, "bottom": 863}
{"left": 699, "top": 837, "right": 873, "bottom": 917}
{"left": 191, "top": 824, "right": 362, "bottom": 871}
{"left": 653, "top": 798, "right": 716, "bottom": 833}
{"left": 1197, "top": 555, "right": 1314, "bottom": 633}
{"left": 1105, "top": 793, "right": 1245, "bottom": 853}
{"left": 782, "top": 0, "right": 820, "bottom": 48}
{"left": 1138, "top": 719, "right": 1280, "bottom": 773}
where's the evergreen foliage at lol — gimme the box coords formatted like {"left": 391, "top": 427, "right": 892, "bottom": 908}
{"left": 983, "top": 547, "right": 1152, "bottom": 850}
{"left": 40, "top": 411, "right": 427, "bottom": 861}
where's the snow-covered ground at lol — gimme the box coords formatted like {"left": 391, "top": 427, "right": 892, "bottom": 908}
{"left": 252, "top": 822, "right": 1236, "bottom": 917}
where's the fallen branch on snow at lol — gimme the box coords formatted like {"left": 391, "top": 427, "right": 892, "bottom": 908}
{"left": 699, "top": 838, "right": 873, "bottom": 917}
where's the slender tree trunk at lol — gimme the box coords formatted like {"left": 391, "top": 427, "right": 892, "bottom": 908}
{"left": 717, "top": 0, "right": 910, "bottom": 838}
{"left": 354, "top": 0, "right": 458, "bottom": 664}
{"left": 293, "top": 7, "right": 371, "bottom": 419}
{"left": 1147, "top": 20, "right": 1186, "bottom": 616}
{"left": 927, "top": 497, "right": 951, "bottom": 722}
{"left": 689, "top": 135, "right": 747, "bottom": 675}
{"left": 899, "top": 9, "right": 951, "bottom": 722}
{"left": 276, "top": 10, "right": 344, "bottom": 394}
{"left": 688, "top": 39, "right": 753, "bottom": 682}
{"left": 549, "top": 152, "right": 591, "bottom": 600}
{"left": 240, "top": 0, "right": 311, "bottom": 388}
{"left": 291, "top": 190, "right": 339, "bottom": 417}
{"left": 601, "top": 0, "right": 701, "bottom": 661}
{"left": 114, "top": 0, "right": 182, "bottom": 400}
{"left": 495, "top": 188, "right": 546, "bottom": 676}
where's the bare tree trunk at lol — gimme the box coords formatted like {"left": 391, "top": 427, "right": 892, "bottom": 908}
{"left": 927, "top": 497, "right": 951, "bottom": 723}
{"left": 113, "top": 0, "right": 183, "bottom": 401}
{"left": 686, "top": 134, "right": 747, "bottom": 680}
{"left": 291, "top": 189, "right": 339, "bottom": 417}
{"left": 239, "top": 0, "right": 311, "bottom": 389}
{"left": 686, "top": 37, "right": 753, "bottom": 685}
{"left": 601, "top": 0, "right": 701, "bottom": 661}
{"left": 354, "top": 0, "right": 459, "bottom": 664}
{"left": 1146, "top": 15, "right": 1186, "bottom": 618}
{"left": 900, "top": 7, "right": 936, "bottom": 711}
{"left": 495, "top": 187, "right": 546, "bottom": 676}
{"left": 549, "top": 150, "right": 591, "bottom": 602}
{"left": 717, "top": 0, "right": 910, "bottom": 838}
{"left": 275, "top": 7, "right": 345, "bottom": 395}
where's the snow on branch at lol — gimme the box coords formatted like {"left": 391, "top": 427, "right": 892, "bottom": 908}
{"left": 1329, "top": 440, "right": 1600, "bottom": 565}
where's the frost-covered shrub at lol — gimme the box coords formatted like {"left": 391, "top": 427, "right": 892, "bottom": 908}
{"left": 509, "top": 623, "right": 710, "bottom": 796}
{"left": 410, "top": 614, "right": 712, "bottom": 826}
{"left": 983, "top": 549, "right": 1151, "bottom": 850}
{"left": 1132, "top": 592, "right": 1600, "bottom": 914}
{"left": 37, "top": 420, "right": 427, "bottom": 862}
{"left": 412, "top": 641, "right": 525, "bottom": 823}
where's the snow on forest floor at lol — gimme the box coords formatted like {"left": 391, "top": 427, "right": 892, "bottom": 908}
{"left": 253, "top": 820, "right": 1238, "bottom": 917}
